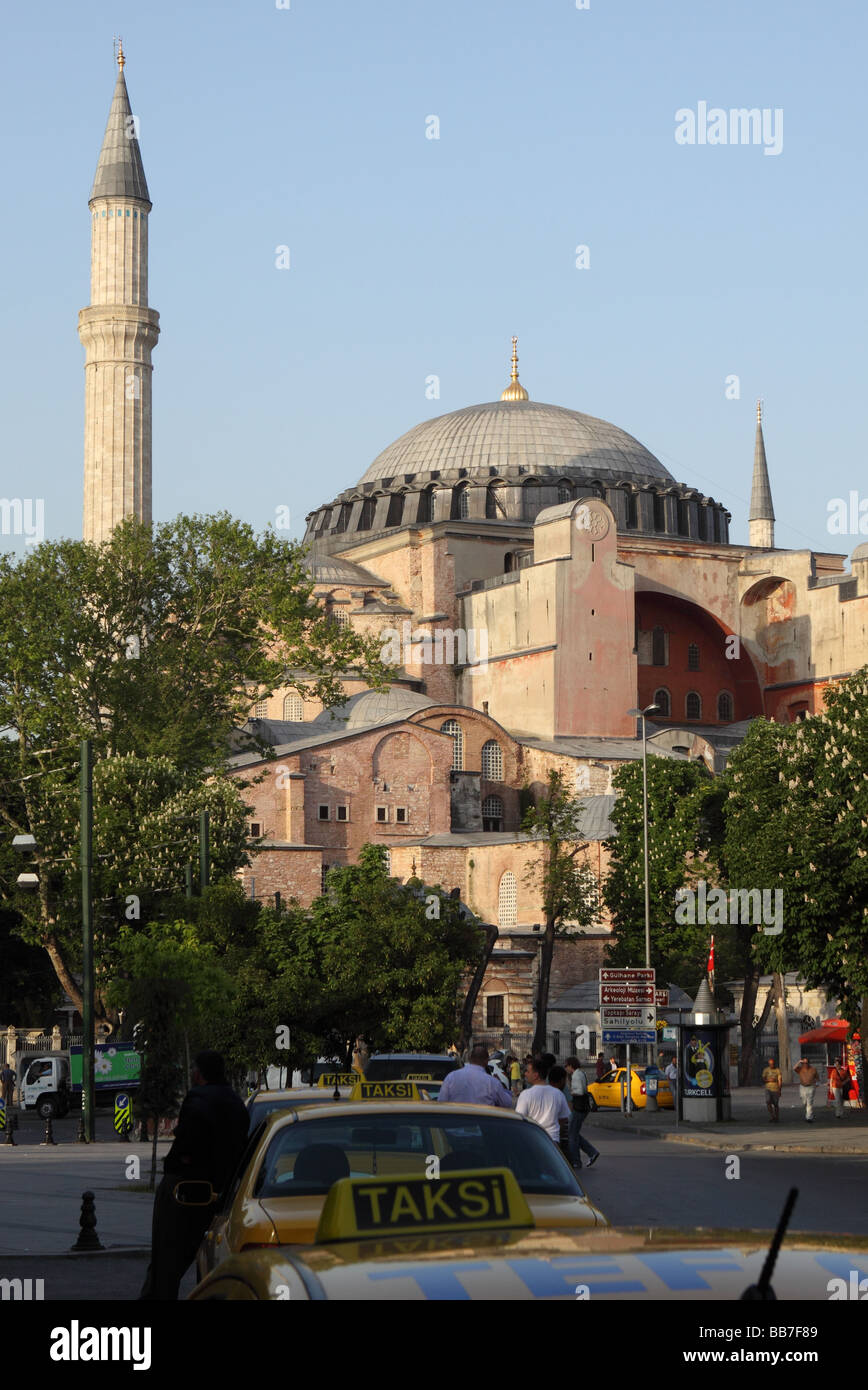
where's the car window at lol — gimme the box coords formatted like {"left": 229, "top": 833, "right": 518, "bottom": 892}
{"left": 252, "top": 1112, "right": 583, "bottom": 1200}
{"left": 364, "top": 1058, "right": 460, "bottom": 1081}
{"left": 218, "top": 1121, "right": 267, "bottom": 1212}
{"left": 597, "top": 1071, "right": 616, "bottom": 1084}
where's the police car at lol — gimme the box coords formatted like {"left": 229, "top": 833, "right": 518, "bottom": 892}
{"left": 186, "top": 1167, "right": 868, "bottom": 1300}
{"left": 191, "top": 1095, "right": 607, "bottom": 1280}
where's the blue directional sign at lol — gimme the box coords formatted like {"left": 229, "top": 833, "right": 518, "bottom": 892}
{"left": 602, "top": 1029, "right": 657, "bottom": 1045}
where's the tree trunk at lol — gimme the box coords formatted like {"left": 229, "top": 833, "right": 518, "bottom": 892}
{"left": 531, "top": 917, "right": 556, "bottom": 1055}
{"left": 149, "top": 1117, "right": 158, "bottom": 1192}
{"left": 458, "top": 924, "right": 498, "bottom": 1051}
{"left": 738, "top": 965, "right": 774, "bottom": 1086}
{"left": 771, "top": 972, "right": 791, "bottom": 1078}
{"left": 43, "top": 935, "right": 84, "bottom": 1016}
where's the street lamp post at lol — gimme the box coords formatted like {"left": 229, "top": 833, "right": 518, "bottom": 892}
{"left": 80, "top": 738, "right": 95, "bottom": 1142}
{"left": 628, "top": 704, "right": 659, "bottom": 1067}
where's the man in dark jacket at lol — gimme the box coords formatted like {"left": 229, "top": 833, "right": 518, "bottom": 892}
{"left": 140, "top": 1050, "right": 249, "bottom": 1300}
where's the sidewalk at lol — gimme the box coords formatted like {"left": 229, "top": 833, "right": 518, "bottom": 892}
{"left": 587, "top": 1086, "right": 868, "bottom": 1154}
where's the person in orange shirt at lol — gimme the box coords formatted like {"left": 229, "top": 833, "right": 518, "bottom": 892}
{"left": 762, "top": 1057, "right": 783, "bottom": 1122}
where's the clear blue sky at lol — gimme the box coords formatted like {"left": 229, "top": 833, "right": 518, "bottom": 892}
{"left": 2, "top": 0, "right": 865, "bottom": 556}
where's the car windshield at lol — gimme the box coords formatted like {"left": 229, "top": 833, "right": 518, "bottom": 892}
{"left": 253, "top": 1112, "right": 583, "bottom": 1200}
{"left": 364, "top": 1057, "right": 459, "bottom": 1081}
{"left": 247, "top": 1095, "right": 341, "bottom": 1131}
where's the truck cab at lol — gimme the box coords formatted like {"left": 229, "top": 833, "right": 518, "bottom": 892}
{"left": 21, "top": 1056, "right": 70, "bottom": 1119}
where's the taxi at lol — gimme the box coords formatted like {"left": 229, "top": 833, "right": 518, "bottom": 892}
{"left": 588, "top": 1066, "right": 673, "bottom": 1110}
{"left": 245, "top": 1084, "right": 352, "bottom": 1133}
{"left": 193, "top": 1099, "right": 607, "bottom": 1280}
{"left": 187, "top": 1167, "right": 868, "bottom": 1300}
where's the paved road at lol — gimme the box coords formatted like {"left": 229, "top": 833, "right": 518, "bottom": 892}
{"left": 578, "top": 1129, "right": 868, "bottom": 1234}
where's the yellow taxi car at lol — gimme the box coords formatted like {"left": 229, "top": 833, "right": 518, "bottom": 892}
{"left": 588, "top": 1066, "right": 674, "bottom": 1110}
{"left": 193, "top": 1097, "right": 607, "bottom": 1280}
{"left": 187, "top": 1166, "right": 868, "bottom": 1301}
{"left": 245, "top": 1085, "right": 351, "bottom": 1133}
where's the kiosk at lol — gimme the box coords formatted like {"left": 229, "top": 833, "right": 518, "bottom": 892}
{"left": 681, "top": 978, "right": 731, "bottom": 1123}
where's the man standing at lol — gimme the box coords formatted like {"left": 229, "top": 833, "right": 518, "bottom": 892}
{"left": 506, "top": 1054, "right": 522, "bottom": 1098}
{"left": 828, "top": 1059, "right": 847, "bottom": 1119}
{"left": 595, "top": 1052, "right": 607, "bottom": 1082}
{"left": 793, "top": 1058, "right": 818, "bottom": 1122}
{"left": 140, "top": 1050, "right": 249, "bottom": 1300}
{"left": 0, "top": 1062, "right": 15, "bottom": 1109}
{"left": 516, "top": 1056, "right": 570, "bottom": 1144}
{"left": 565, "top": 1056, "right": 600, "bottom": 1168}
{"left": 436, "top": 1045, "right": 514, "bottom": 1108}
{"left": 762, "top": 1056, "right": 783, "bottom": 1123}
{"left": 665, "top": 1055, "right": 678, "bottom": 1114}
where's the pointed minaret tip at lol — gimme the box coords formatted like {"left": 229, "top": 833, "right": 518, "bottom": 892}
{"left": 749, "top": 396, "right": 775, "bottom": 547}
{"left": 90, "top": 44, "right": 151, "bottom": 206}
{"left": 116, "top": 36, "right": 125, "bottom": 71}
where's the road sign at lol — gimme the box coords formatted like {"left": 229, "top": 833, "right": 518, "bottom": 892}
{"left": 599, "top": 968, "right": 655, "bottom": 982}
{"left": 113, "top": 1092, "right": 131, "bottom": 1135}
{"left": 601, "top": 1006, "right": 657, "bottom": 1029}
{"left": 601, "top": 1029, "right": 657, "bottom": 1045}
{"left": 600, "top": 983, "right": 655, "bottom": 1005}
{"left": 655, "top": 988, "right": 670, "bottom": 1007}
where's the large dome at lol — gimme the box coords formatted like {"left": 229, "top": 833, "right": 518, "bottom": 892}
{"left": 359, "top": 400, "right": 674, "bottom": 486}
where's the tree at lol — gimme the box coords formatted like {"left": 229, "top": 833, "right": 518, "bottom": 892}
{"left": 125, "top": 979, "right": 187, "bottom": 1190}
{"left": 521, "top": 770, "right": 601, "bottom": 1054}
{"left": 307, "top": 845, "right": 483, "bottom": 1056}
{"left": 0, "top": 514, "right": 388, "bottom": 1018}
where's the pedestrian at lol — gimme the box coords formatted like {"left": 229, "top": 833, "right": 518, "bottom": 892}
{"left": 828, "top": 1059, "right": 847, "bottom": 1119}
{"left": 515, "top": 1055, "right": 570, "bottom": 1145}
{"left": 565, "top": 1056, "right": 600, "bottom": 1169}
{"left": 548, "top": 1065, "right": 575, "bottom": 1164}
{"left": 436, "top": 1045, "right": 514, "bottom": 1108}
{"left": 664, "top": 1054, "right": 678, "bottom": 1112}
{"left": 140, "top": 1050, "right": 249, "bottom": 1301}
{"left": 539, "top": 1053, "right": 556, "bottom": 1080}
{"left": 506, "top": 1053, "right": 522, "bottom": 1098}
{"left": 446, "top": 1042, "right": 460, "bottom": 1059}
{"left": 521, "top": 1054, "right": 534, "bottom": 1089}
{"left": 0, "top": 1062, "right": 14, "bottom": 1108}
{"left": 793, "top": 1058, "right": 818, "bottom": 1122}
{"left": 352, "top": 1036, "right": 369, "bottom": 1075}
{"left": 608, "top": 1055, "right": 618, "bottom": 1074}
{"left": 595, "top": 1052, "right": 607, "bottom": 1081}
{"left": 762, "top": 1056, "right": 783, "bottom": 1123}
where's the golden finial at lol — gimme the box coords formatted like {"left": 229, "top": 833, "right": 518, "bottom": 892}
{"left": 116, "top": 36, "right": 125, "bottom": 71}
{"left": 500, "top": 336, "right": 529, "bottom": 402}
{"left": 756, "top": 398, "right": 763, "bottom": 424}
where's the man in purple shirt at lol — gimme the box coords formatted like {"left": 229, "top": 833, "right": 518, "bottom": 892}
{"left": 436, "top": 1046, "right": 515, "bottom": 1108}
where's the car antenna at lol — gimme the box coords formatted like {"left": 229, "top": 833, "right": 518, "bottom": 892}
{"left": 740, "top": 1187, "right": 798, "bottom": 1300}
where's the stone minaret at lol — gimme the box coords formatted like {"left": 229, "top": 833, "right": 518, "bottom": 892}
{"left": 748, "top": 399, "right": 775, "bottom": 549}
{"left": 79, "top": 44, "right": 159, "bottom": 543}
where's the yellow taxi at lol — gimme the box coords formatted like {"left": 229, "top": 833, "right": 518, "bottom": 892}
{"left": 588, "top": 1066, "right": 674, "bottom": 1110}
{"left": 186, "top": 1166, "right": 868, "bottom": 1301}
{"left": 192, "top": 1097, "right": 607, "bottom": 1280}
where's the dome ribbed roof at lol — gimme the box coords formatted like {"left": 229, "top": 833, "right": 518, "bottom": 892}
{"left": 358, "top": 400, "right": 673, "bottom": 485}
{"left": 314, "top": 689, "right": 435, "bottom": 730}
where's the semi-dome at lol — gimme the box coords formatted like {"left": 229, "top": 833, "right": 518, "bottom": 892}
{"left": 358, "top": 399, "right": 673, "bottom": 487}
{"left": 314, "top": 688, "right": 435, "bottom": 730}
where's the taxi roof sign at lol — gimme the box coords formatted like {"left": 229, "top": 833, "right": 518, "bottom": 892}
{"left": 349, "top": 1080, "right": 423, "bottom": 1101}
{"left": 315, "top": 1167, "right": 533, "bottom": 1244}
{"left": 317, "top": 1073, "right": 360, "bottom": 1088}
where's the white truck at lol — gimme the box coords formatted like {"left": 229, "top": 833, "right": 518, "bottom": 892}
{"left": 17, "top": 1044, "right": 141, "bottom": 1119}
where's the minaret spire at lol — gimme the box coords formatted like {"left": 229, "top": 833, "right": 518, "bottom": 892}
{"left": 748, "top": 399, "right": 775, "bottom": 548}
{"left": 500, "top": 336, "right": 529, "bottom": 401}
{"left": 79, "top": 50, "right": 159, "bottom": 544}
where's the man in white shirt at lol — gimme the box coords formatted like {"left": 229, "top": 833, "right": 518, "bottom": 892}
{"left": 515, "top": 1056, "right": 570, "bottom": 1141}
{"left": 436, "top": 1046, "right": 514, "bottom": 1108}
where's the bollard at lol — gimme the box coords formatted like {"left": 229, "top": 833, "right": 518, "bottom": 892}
{"left": 71, "top": 1190, "right": 104, "bottom": 1251}
{"left": 3, "top": 1116, "right": 14, "bottom": 1145}
{"left": 41, "top": 1115, "right": 57, "bottom": 1146}
{"left": 77, "top": 1114, "right": 87, "bottom": 1144}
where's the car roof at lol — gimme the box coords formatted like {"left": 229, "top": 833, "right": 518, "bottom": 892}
{"left": 255, "top": 1100, "right": 530, "bottom": 1138}
{"left": 367, "top": 1053, "right": 456, "bottom": 1061}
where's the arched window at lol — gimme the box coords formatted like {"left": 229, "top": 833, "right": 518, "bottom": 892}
{"left": 253, "top": 698, "right": 268, "bottom": 718}
{"left": 441, "top": 719, "right": 464, "bottom": 770}
{"left": 498, "top": 870, "right": 517, "bottom": 927}
{"left": 481, "top": 740, "right": 503, "bottom": 780}
{"left": 386, "top": 493, "right": 404, "bottom": 527}
{"left": 653, "top": 688, "right": 670, "bottom": 717}
{"left": 717, "top": 691, "right": 734, "bottom": 722}
{"left": 283, "top": 693, "right": 304, "bottom": 720}
{"left": 331, "top": 606, "right": 349, "bottom": 629}
{"left": 315, "top": 509, "right": 331, "bottom": 533}
{"left": 624, "top": 490, "right": 638, "bottom": 529}
{"left": 334, "top": 503, "right": 350, "bottom": 533}
{"left": 482, "top": 795, "right": 503, "bottom": 831}
{"left": 677, "top": 498, "right": 690, "bottom": 536}
{"left": 686, "top": 692, "right": 702, "bottom": 720}
{"left": 653, "top": 493, "right": 666, "bottom": 532}
{"left": 687, "top": 642, "right": 700, "bottom": 671}
{"left": 652, "top": 626, "right": 667, "bottom": 667}
{"left": 357, "top": 498, "right": 375, "bottom": 530}
{"left": 451, "top": 486, "right": 470, "bottom": 520}
{"left": 417, "top": 489, "right": 435, "bottom": 523}
{"left": 697, "top": 506, "right": 708, "bottom": 541}
{"left": 557, "top": 481, "right": 573, "bottom": 504}
{"left": 485, "top": 485, "right": 504, "bottom": 519}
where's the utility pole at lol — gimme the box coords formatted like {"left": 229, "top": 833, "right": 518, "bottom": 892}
{"left": 199, "top": 810, "right": 210, "bottom": 892}
{"left": 80, "top": 738, "right": 95, "bottom": 1142}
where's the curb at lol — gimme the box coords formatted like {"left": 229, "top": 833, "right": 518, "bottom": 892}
{"left": 0, "top": 1247, "right": 151, "bottom": 1260}
{"left": 589, "top": 1118, "right": 868, "bottom": 1156}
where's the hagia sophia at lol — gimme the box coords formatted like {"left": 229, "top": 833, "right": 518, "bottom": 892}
{"left": 79, "top": 53, "right": 868, "bottom": 1039}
